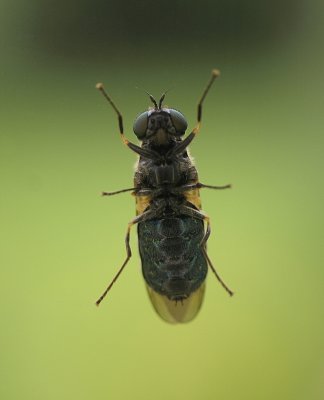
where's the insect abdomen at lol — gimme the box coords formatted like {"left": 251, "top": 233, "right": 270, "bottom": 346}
{"left": 138, "top": 216, "right": 208, "bottom": 300}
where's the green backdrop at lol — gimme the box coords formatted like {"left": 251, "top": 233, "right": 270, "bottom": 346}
{"left": 1, "top": 1, "right": 323, "bottom": 399}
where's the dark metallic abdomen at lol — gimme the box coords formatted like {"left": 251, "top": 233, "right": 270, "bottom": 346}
{"left": 138, "top": 216, "right": 208, "bottom": 300}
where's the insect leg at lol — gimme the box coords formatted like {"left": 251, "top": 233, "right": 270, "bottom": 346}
{"left": 196, "top": 69, "right": 220, "bottom": 129}
{"left": 166, "top": 70, "right": 220, "bottom": 158}
{"left": 171, "top": 182, "right": 231, "bottom": 194}
{"left": 102, "top": 183, "right": 231, "bottom": 198}
{"left": 102, "top": 188, "right": 136, "bottom": 196}
{"left": 95, "top": 213, "right": 142, "bottom": 306}
{"left": 176, "top": 205, "right": 234, "bottom": 296}
{"left": 102, "top": 187, "right": 163, "bottom": 197}
{"left": 95, "top": 207, "right": 161, "bottom": 306}
{"left": 197, "top": 182, "right": 231, "bottom": 190}
{"left": 188, "top": 69, "right": 221, "bottom": 139}
{"left": 96, "top": 83, "right": 160, "bottom": 161}
{"left": 166, "top": 130, "right": 196, "bottom": 157}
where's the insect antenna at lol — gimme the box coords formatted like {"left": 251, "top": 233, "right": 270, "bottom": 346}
{"left": 158, "top": 93, "right": 166, "bottom": 109}
{"left": 158, "top": 87, "right": 173, "bottom": 109}
{"left": 148, "top": 94, "right": 158, "bottom": 109}
{"left": 135, "top": 86, "right": 158, "bottom": 109}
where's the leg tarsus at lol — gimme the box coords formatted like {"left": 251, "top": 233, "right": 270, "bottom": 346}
{"left": 197, "top": 69, "right": 220, "bottom": 124}
{"left": 202, "top": 247, "right": 234, "bottom": 296}
{"left": 102, "top": 188, "right": 136, "bottom": 196}
{"left": 95, "top": 216, "right": 140, "bottom": 306}
{"left": 95, "top": 255, "right": 130, "bottom": 306}
{"left": 198, "top": 183, "right": 232, "bottom": 190}
{"left": 200, "top": 217, "right": 234, "bottom": 296}
{"left": 171, "top": 182, "right": 231, "bottom": 195}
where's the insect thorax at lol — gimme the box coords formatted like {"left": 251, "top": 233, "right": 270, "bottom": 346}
{"left": 134, "top": 151, "right": 198, "bottom": 189}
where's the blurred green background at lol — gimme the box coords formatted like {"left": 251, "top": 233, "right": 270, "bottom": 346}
{"left": 1, "top": 0, "right": 323, "bottom": 399}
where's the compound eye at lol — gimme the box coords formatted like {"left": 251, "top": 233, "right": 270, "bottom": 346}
{"left": 133, "top": 111, "right": 148, "bottom": 139}
{"left": 169, "top": 109, "right": 188, "bottom": 135}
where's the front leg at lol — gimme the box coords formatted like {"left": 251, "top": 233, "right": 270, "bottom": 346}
{"left": 96, "top": 83, "right": 161, "bottom": 161}
{"left": 167, "top": 69, "right": 220, "bottom": 159}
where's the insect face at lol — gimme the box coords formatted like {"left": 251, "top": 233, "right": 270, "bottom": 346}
{"left": 133, "top": 108, "right": 188, "bottom": 143}
{"left": 133, "top": 91, "right": 188, "bottom": 141}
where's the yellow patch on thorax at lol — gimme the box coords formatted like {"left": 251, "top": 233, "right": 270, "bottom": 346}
{"left": 183, "top": 188, "right": 202, "bottom": 210}
{"left": 135, "top": 194, "right": 152, "bottom": 215}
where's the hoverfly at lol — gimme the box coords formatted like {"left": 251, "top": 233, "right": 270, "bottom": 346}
{"left": 95, "top": 70, "right": 233, "bottom": 323}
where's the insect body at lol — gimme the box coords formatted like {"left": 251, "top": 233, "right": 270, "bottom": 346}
{"left": 95, "top": 70, "right": 233, "bottom": 323}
